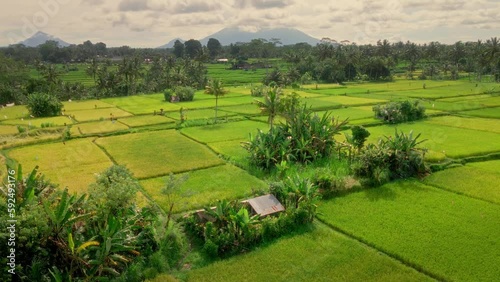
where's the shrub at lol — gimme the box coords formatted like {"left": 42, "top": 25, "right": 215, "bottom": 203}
{"left": 163, "top": 89, "right": 173, "bottom": 102}
{"left": 26, "top": 92, "right": 63, "bottom": 117}
{"left": 175, "top": 86, "right": 195, "bottom": 101}
{"left": 183, "top": 177, "right": 319, "bottom": 257}
{"left": 353, "top": 130, "right": 429, "bottom": 186}
{"left": 250, "top": 85, "right": 266, "bottom": 97}
{"left": 243, "top": 105, "right": 347, "bottom": 169}
{"left": 373, "top": 100, "right": 425, "bottom": 124}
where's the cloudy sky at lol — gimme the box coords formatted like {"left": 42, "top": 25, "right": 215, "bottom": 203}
{"left": 1, "top": 0, "right": 499, "bottom": 47}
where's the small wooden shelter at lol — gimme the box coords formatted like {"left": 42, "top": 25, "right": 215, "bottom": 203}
{"left": 243, "top": 194, "right": 285, "bottom": 217}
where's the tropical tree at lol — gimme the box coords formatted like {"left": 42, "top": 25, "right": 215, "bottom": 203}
{"left": 86, "top": 57, "right": 99, "bottom": 84}
{"left": 485, "top": 37, "right": 500, "bottom": 81}
{"left": 207, "top": 38, "right": 222, "bottom": 59}
{"left": 255, "top": 86, "right": 282, "bottom": 129}
{"left": 205, "top": 78, "right": 228, "bottom": 123}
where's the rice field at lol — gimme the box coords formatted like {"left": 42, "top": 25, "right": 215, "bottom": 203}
{"left": 0, "top": 125, "right": 19, "bottom": 135}
{"left": 185, "top": 222, "right": 434, "bottom": 282}
{"left": 3, "top": 72, "right": 500, "bottom": 282}
{"left": 318, "top": 180, "right": 500, "bottom": 282}
{"left": 94, "top": 130, "right": 225, "bottom": 179}
{"left": 71, "top": 120, "right": 129, "bottom": 135}
{"left": 423, "top": 162, "right": 500, "bottom": 204}
{"left": 65, "top": 108, "right": 133, "bottom": 122}
{"left": 6, "top": 138, "right": 113, "bottom": 194}
{"left": 458, "top": 106, "right": 500, "bottom": 118}
{"left": 1, "top": 116, "right": 73, "bottom": 127}
{"left": 140, "top": 164, "right": 266, "bottom": 213}
{"left": 361, "top": 121, "right": 500, "bottom": 159}
{"left": 118, "top": 115, "right": 176, "bottom": 127}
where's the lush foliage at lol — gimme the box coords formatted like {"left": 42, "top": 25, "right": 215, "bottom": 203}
{"left": 0, "top": 165, "right": 186, "bottom": 281}
{"left": 353, "top": 130, "right": 429, "bottom": 186}
{"left": 373, "top": 100, "right": 426, "bottom": 124}
{"left": 243, "top": 105, "right": 347, "bottom": 169}
{"left": 183, "top": 175, "right": 319, "bottom": 257}
{"left": 174, "top": 86, "right": 195, "bottom": 102}
{"left": 26, "top": 92, "right": 63, "bottom": 117}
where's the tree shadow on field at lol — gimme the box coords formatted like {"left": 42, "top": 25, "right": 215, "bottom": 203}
{"left": 363, "top": 185, "right": 398, "bottom": 201}
{"left": 363, "top": 179, "right": 426, "bottom": 202}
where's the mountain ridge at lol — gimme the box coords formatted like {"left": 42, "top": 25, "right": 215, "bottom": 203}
{"left": 17, "top": 31, "right": 71, "bottom": 47}
{"left": 158, "top": 27, "right": 321, "bottom": 48}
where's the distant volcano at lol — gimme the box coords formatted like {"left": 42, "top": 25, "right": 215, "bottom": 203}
{"left": 158, "top": 27, "right": 321, "bottom": 48}
{"left": 17, "top": 31, "right": 71, "bottom": 47}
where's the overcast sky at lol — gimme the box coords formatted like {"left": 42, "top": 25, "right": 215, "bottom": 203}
{"left": 1, "top": 0, "right": 499, "bottom": 47}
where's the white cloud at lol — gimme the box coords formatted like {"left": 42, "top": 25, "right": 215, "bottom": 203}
{"left": 0, "top": 0, "right": 498, "bottom": 47}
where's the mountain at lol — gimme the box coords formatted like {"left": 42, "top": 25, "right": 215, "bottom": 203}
{"left": 157, "top": 38, "right": 185, "bottom": 49}
{"left": 17, "top": 31, "right": 71, "bottom": 47}
{"left": 199, "top": 27, "right": 321, "bottom": 46}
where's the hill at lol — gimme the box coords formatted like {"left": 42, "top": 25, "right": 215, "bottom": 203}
{"left": 200, "top": 27, "right": 320, "bottom": 46}
{"left": 17, "top": 31, "right": 71, "bottom": 47}
{"left": 157, "top": 38, "right": 185, "bottom": 49}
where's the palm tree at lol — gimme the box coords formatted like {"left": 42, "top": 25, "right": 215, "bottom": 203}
{"left": 255, "top": 86, "right": 282, "bottom": 129}
{"left": 485, "top": 37, "right": 499, "bottom": 81}
{"left": 205, "top": 78, "right": 227, "bottom": 123}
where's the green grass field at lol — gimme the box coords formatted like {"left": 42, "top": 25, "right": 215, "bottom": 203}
{"left": 361, "top": 121, "right": 500, "bottom": 159}
{"left": 318, "top": 180, "right": 500, "bottom": 282}
{"left": 0, "top": 125, "right": 19, "bottom": 135}
{"left": 94, "top": 130, "right": 224, "bottom": 179}
{"left": 185, "top": 222, "right": 433, "bottom": 282}
{"left": 0, "top": 105, "right": 29, "bottom": 120}
{"left": 103, "top": 95, "right": 181, "bottom": 114}
{"left": 71, "top": 120, "right": 129, "bottom": 135}
{"left": 425, "top": 115, "right": 500, "bottom": 133}
{"left": 65, "top": 108, "right": 133, "bottom": 122}
{"left": 141, "top": 164, "right": 266, "bottom": 213}
{"left": 7, "top": 138, "right": 113, "bottom": 194}
{"left": 1, "top": 116, "right": 73, "bottom": 127}
{"left": 181, "top": 120, "right": 268, "bottom": 143}
{"left": 62, "top": 100, "right": 115, "bottom": 111}
{"left": 118, "top": 115, "right": 176, "bottom": 127}
{"left": 423, "top": 162, "right": 500, "bottom": 204}
{"left": 458, "top": 106, "right": 500, "bottom": 118}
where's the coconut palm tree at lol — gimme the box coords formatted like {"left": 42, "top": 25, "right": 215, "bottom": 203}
{"left": 255, "top": 86, "right": 282, "bottom": 129}
{"left": 205, "top": 78, "right": 227, "bottom": 123}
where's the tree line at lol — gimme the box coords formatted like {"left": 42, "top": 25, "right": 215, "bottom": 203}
{"left": 0, "top": 37, "right": 498, "bottom": 106}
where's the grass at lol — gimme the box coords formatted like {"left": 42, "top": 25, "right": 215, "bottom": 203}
{"left": 103, "top": 96, "right": 181, "bottom": 114}
{"left": 118, "top": 115, "right": 176, "bottom": 127}
{"left": 94, "top": 130, "right": 224, "bottom": 179}
{"left": 62, "top": 100, "right": 114, "bottom": 111}
{"left": 0, "top": 105, "right": 29, "bottom": 120}
{"left": 184, "top": 222, "right": 434, "bottom": 282}
{"left": 181, "top": 120, "right": 268, "bottom": 143}
{"left": 65, "top": 108, "right": 133, "bottom": 122}
{"left": 71, "top": 120, "right": 129, "bottom": 136}
{"left": 362, "top": 122, "right": 500, "bottom": 159}
{"left": 0, "top": 125, "right": 19, "bottom": 135}
{"left": 140, "top": 164, "right": 266, "bottom": 213}
{"left": 318, "top": 180, "right": 500, "bottom": 282}
{"left": 315, "top": 95, "right": 387, "bottom": 106}
{"left": 218, "top": 104, "right": 262, "bottom": 115}
{"left": 424, "top": 96, "right": 499, "bottom": 113}
{"left": 425, "top": 115, "right": 500, "bottom": 133}
{"left": 316, "top": 106, "right": 375, "bottom": 121}
{"left": 423, "top": 163, "right": 500, "bottom": 204}
{"left": 458, "top": 106, "right": 500, "bottom": 118}
{"left": 6, "top": 138, "right": 113, "bottom": 194}
{"left": 1, "top": 116, "right": 73, "bottom": 127}
{"left": 207, "top": 139, "right": 248, "bottom": 163}
{"left": 467, "top": 159, "right": 500, "bottom": 173}
{"left": 165, "top": 109, "right": 238, "bottom": 121}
